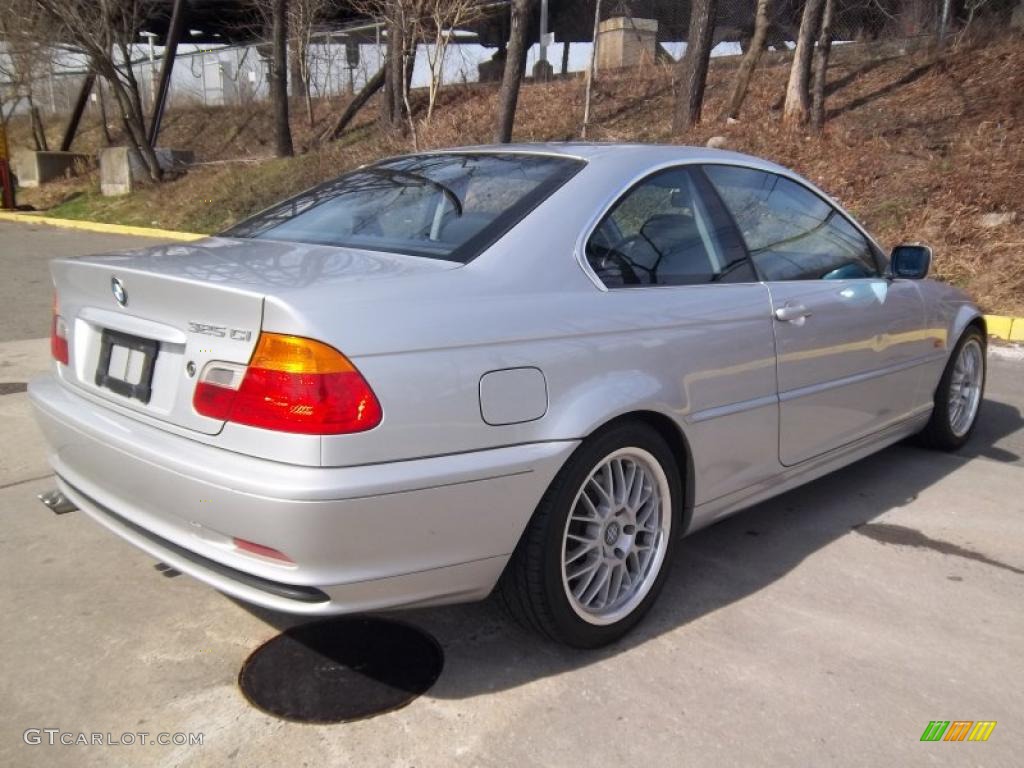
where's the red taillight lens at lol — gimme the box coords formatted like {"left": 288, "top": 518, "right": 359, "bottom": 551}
{"left": 51, "top": 295, "right": 69, "bottom": 365}
{"left": 193, "top": 333, "right": 382, "bottom": 435}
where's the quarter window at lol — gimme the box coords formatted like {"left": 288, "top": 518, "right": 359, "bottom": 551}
{"left": 586, "top": 167, "right": 753, "bottom": 288}
{"left": 703, "top": 165, "right": 880, "bottom": 281}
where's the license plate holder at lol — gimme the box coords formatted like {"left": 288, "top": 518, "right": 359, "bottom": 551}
{"left": 95, "top": 329, "right": 159, "bottom": 404}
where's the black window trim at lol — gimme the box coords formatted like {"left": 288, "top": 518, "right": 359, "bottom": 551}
{"left": 581, "top": 164, "right": 760, "bottom": 290}
{"left": 697, "top": 162, "right": 887, "bottom": 281}
{"left": 221, "top": 151, "right": 587, "bottom": 265}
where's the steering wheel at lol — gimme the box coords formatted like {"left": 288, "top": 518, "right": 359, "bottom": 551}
{"left": 589, "top": 243, "right": 643, "bottom": 285}
{"left": 608, "top": 233, "right": 659, "bottom": 282}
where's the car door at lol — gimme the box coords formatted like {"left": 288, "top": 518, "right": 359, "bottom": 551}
{"left": 703, "top": 164, "right": 930, "bottom": 466}
{"left": 583, "top": 165, "right": 780, "bottom": 504}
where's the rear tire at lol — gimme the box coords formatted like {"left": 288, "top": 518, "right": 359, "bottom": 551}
{"left": 917, "top": 326, "right": 986, "bottom": 451}
{"left": 499, "top": 422, "right": 683, "bottom": 648}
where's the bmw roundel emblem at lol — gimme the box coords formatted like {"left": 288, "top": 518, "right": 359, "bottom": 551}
{"left": 111, "top": 277, "right": 127, "bottom": 307}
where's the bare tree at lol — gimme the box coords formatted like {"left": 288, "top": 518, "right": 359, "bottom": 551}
{"left": 721, "top": 0, "right": 771, "bottom": 121}
{"left": 782, "top": 0, "right": 825, "bottom": 126}
{"left": 422, "top": 0, "right": 487, "bottom": 122}
{"left": 247, "top": 0, "right": 295, "bottom": 156}
{"left": 37, "top": 0, "right": 165, "bottom": 180}
{"left": 809, "top": 0, "right": 835, "bottom": 131}
{"left": 289, "top": 0, "right": 329, "bottom": 127}
{"left": 673, "top": 0, "right": 717, "bottom": 131}
{"left": 320, "top": 66, "right": 385, "bottom": 141}
{"left": 0, "top": 0, "right": 56, "bottom": 149}
{"left": 351, "top": 0, "right": 422, "bottom": 136}
{"left": 494, "top": 0, "right": 534, "bottom": 143}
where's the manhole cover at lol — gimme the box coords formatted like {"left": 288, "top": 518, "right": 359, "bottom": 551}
{"left": 239, "top": 617, "right": 443, "bottom": 724}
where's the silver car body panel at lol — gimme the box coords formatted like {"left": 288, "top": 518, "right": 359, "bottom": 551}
{"left": 29, "top": 143, "right": 983, "bottom": 615}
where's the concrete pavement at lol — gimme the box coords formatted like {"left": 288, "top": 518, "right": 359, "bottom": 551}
{"left": 1, "top": 222, "right": 1022, "bottom": 767}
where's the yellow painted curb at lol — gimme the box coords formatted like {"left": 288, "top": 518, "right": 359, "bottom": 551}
{"left": 0, "top": 211, "right": 206, "bottom": 242}
{"left": 984, "top": 314, "right": 1024, "bottom": 343}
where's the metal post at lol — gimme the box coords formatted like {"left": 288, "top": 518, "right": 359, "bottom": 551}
{"left": 938, "top": 0, "right": 953, "bottom": 45}
{"left": 48, "top": 61, "right": 57, "bottom": 113}
{"left": 581, "top": 0, "right": 602, "bottom": 138}
{"left": 0, "top": 121, "right": 15, "bottom": 210}
{"left": 539, "top": 0, "right": 549, "bottom": 66}
{"left": 147, "top": 34, "right": 157, "bottom": 109}
{"left": 200, "top": 52, "right": 208, "bottom": 105}
{"left": 60, "top": 72, "right": 96, "bottom": 152}
{"left": 148, "top": 0, "right": 188, "bottom": 147}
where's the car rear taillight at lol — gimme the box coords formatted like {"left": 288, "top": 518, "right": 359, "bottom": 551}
{"left": 193, "top": 333, "right": 382, "bottom": 435}
{"left": 51, "top": 295, "right": 69, "bottom": 365}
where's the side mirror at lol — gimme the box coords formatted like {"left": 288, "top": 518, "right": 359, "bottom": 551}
{"left": 889, "top": 244, "right": 932, "bottom": 279}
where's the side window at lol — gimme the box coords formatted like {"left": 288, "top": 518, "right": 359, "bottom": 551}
{"left": 586, "top": 167, "right": 754, "bottom": 288}
{"left": 703, "top": 165, "right": 880, "bottom": 281}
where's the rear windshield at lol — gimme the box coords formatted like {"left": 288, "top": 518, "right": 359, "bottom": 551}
{"left": 223, "top": 152, "right": 585, "bottom": 262}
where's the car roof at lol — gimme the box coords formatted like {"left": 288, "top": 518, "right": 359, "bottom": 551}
{"left": 431, "top": 141, "right": 790, "bottom": 174}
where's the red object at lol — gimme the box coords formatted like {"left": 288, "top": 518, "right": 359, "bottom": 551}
{"left": 51, "top": 297, "right": 69, "bottom": 365}
{"left": 0, "top": 159, "right": 14, "bottom": 210}
{"left": 193, "top": 333, "right": 382, "bottom": 435}
{"left": 232, "top": 537, "right": 294, "bottom": 564}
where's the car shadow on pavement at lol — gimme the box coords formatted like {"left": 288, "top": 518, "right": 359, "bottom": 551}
{"left": 237, "top": 397, "right": 1023, "bottom": 700}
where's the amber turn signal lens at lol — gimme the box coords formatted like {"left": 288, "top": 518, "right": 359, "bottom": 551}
{"left": 249, "top": 333, "right": 357, "bottom": 374}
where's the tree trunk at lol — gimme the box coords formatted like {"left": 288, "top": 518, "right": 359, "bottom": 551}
{"left": 494, "top": 0, "right": 534, "bottom": 143}
{"left": 809, "top": 0, "right": 835, "bottom": 132}
{"left": 673, "top": 0, "right": 717, "bottom": 132}
{"left": 722, "top": 0, "right": 770, "bottom": 121}
{"left": 384, "top": 6, "right": 406, "bottom": 128}
{"left": 271, "top": 0, "right": 294, "bottom": 157}
{"left": 103, "top": 70, "right": 163, "bottom": 181}
{"left": 321, "top": 66, "right": 386, "bottom": 142}
{"left": 782, "top": 0, "right": 824, "bottom": 127}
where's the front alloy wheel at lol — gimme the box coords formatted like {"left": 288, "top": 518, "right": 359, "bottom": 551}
{"left": 500, "top": 422, "right": 682, "bottom": 648}
{"left": 918, "top": 326, "right": 986, "bottom": 450}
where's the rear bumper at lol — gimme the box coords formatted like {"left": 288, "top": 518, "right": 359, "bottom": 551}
{"left": 29, "top": 375, "right": 577, "bottom": 615}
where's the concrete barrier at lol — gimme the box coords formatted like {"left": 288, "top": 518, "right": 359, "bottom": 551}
{"left": 12, "top": 151, "right": 93, "bottom": 187}
{"left": 99, "top": 147, "right": 194, "bottom": 196}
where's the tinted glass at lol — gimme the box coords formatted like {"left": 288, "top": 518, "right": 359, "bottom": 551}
{"left": 224, "top": 153, "right": 584, "bottom": 262}
{"left": 586, "top": 167, "right": 754, "bottom": 287}
{"left": 704, "top": 165, "right": 879, "bottom": 281}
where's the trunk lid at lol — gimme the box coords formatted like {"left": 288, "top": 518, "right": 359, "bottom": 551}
{"left": 51, "top": 236, "right": 456, "bottom": 434}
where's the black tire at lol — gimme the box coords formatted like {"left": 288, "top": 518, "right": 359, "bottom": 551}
{"left": 917, "top": 326, "right": 986, "bottom": 451}
{"left": 499, "top": 422, "right": 683, "bottom": 648}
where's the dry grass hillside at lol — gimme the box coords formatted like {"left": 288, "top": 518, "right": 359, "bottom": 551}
{"left": 10, "top": 33, "right": 1024, "bottom": 313}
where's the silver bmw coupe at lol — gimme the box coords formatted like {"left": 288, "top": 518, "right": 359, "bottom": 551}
{"left": 30, "top": 144, "right": 986, "bottom": 647}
